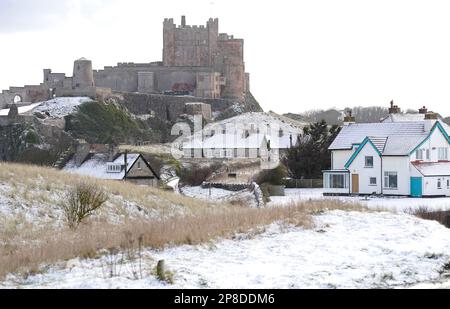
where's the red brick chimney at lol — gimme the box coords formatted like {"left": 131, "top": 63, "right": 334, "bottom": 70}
{"left": 388, "top": 100, "right": 401, "bottom": 114}
{"left": 419, "top": 106, "right": 428, "bottom": 114}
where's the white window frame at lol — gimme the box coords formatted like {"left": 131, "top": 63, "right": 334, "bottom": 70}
{"left": 384, "top": 171, "right": 398, "bottom": 190}
{"left": 438, "top": 178, "right": 442, "bottom": 189}
{"left": 369, "top": 177, "right": 377, "bottom": 186}
{"left": 325, "top": 173, "right": 349, "bottom": 189}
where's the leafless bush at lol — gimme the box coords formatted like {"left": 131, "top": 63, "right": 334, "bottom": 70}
{"left": 408, "top": 206, "right": 450, "bottom": 228}
{"left": 62, "top": 183, "right": 108, "bottom": 229}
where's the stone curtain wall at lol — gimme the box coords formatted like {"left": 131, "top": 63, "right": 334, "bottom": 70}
{"left": 120, "top": 92, "right": 235, "bottom": 122}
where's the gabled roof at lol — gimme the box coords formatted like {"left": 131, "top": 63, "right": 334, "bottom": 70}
{"left": 63, "top": 153, "right": 159, "bottom": 180}
{"left": 345, "top": 137, "right": 382, "bottom": 169}
{"left": 329, "top": 122, "right": 427, "bottom": 151}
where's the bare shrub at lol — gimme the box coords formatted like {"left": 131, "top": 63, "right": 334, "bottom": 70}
{"left": 62, "top": 183, "right": 108, "bottom": 229}
{"left": 408, "top": 207, "right": 450, "bottom": 228}
{"left": 179, "top": 163, "right": 221, "bottom": 186}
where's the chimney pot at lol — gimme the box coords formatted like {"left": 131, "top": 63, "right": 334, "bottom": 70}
{"left": 419, "top": 106, "right": 428, "bottom": 114}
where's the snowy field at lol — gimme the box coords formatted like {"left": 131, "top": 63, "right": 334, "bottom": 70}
{"left": 269, "top": 189, "right": 450, "bottom": 212}
{"left": 181, "top": 186, "right": 258, "bottom": 207}
{"left": 2, "top": 210, "right": 450, "bottom": 289}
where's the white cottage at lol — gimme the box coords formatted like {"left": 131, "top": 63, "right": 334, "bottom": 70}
{"left": 323, "top": 114, "right": 450, "bottom": 197}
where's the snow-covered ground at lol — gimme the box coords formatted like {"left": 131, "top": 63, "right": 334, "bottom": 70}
{"left": 269, "top": 189, "right": 450, "bottom": 212}
{"left": 0, "top": 97, "right": 92, "bottom": 118}
{"left": 2, "top": 210, "right": 449, "bottom": 289}
{"left": 181, "top": 186, "right": 258, "bottom": 207}
{"left": 181, "top": 186, "right": 240, "bottom": 200}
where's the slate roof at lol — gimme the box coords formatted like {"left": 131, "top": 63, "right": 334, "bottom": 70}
{"left": 329, "top": 122, "right": 427, "bottom": 151}
{"left": 183, "top": 132, "right": 298, "bottom": 150}
{"left": 64, "top": 153, "right": 142, "bottom": 180}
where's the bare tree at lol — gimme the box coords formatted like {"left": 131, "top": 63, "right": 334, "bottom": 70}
{"left": 62, "top": 183, "right": 108, "bottom": 229}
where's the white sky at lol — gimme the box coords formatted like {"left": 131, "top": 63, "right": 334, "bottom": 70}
{"left": 1, "top": 0, "right": 450, "bottom": 115}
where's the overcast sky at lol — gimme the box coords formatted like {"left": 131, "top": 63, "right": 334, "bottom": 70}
{"left": 1, "top": 0, "right": 450, "bottom": 115}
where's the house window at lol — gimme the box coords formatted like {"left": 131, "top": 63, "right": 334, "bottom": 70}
{"left": 415, "top": 149, "right": 423, "bottom": 160}
{"left": 438, "top": 148, "right": 448, "bottom": 160}
{"left": 369, "top": 177, "right": 377, "bottom": 186}
{"left": 384, "top": 172, "right": 398, "bottom": 189}
{"left": 327, "top": 174, "right": 347, "bottom": 189}
{"left": 107, "top": 164, "right": 122, "bottom": 173}
{"left": 137, "top": 162, "right": 142, "bottom": 170}
{"left": 447, "top": 179, "right": 449, "bottom": 188}
{"left": 438, "top": 179, "right": 442, "bottom": 189}
{"left": 426, "top": 149, "right": 430, "bottom": 160}
{"left": 365, "top": 156, "right": 374, "bottom": 168}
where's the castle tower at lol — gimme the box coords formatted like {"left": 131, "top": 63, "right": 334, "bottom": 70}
{"left": 163, "top": 18, "right": 176, "bottom": 66}
{"left": 207, "top": 18, "right": 219, "bottom": 66}
{"left": 73, "top": 58, "right": 95, "bottom": 89}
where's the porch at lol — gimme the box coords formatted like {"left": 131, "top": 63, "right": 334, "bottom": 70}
{"left": 323, "top": 170, "right": 350, "bottom": 195}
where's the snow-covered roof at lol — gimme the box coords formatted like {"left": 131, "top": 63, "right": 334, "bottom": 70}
{"left": 181, "top": 112, "right": 302, "bottom": 151}
{"left": 382, "top": 113, "right": 427, "bottom": 123}
{"left": 183, "top": 132, "right": 298, "bottom": 150}
{"left": 330, "top": 122, "right": 427, "bottom": 151}
{"left": 382, "top": 135, "right": 428, "bottom": 155}
{"left": 367, "top": 136, "right": 388, "bottom": 153}
{"left": 382, "top": 113, "right": 450, "bottom": 135}
{"left": 64, "top": 153, "right": 141, "bottom": 180}
{"left": 413, "top": 162, "right": 450, "bottom": 176}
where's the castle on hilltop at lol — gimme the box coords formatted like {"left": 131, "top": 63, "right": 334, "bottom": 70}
{"left": 0, "top": 16, "right": 250, "bottom": 109}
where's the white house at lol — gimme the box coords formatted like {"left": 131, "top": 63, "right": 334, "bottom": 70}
{"left": 64, "top": 153, "right": 160, "bottom": 187}
{"left": 323, "top": 113, "right": 450, "bottom": 197}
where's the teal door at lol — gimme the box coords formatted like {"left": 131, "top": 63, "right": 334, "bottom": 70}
{"left": 411, "top": 177, "right": 423, "bottom": 197}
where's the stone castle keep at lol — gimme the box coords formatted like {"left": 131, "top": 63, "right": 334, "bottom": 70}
{"left": 0, "top": 16, "right": 250, "bottom": 109}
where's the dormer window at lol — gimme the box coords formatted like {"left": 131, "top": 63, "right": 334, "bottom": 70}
{"left": 107, "top": 163, "right": 122, "bottom": 173}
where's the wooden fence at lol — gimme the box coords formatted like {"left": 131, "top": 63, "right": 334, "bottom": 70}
{"left": 283, "top": 179, "right": 323, "bottom": 189}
